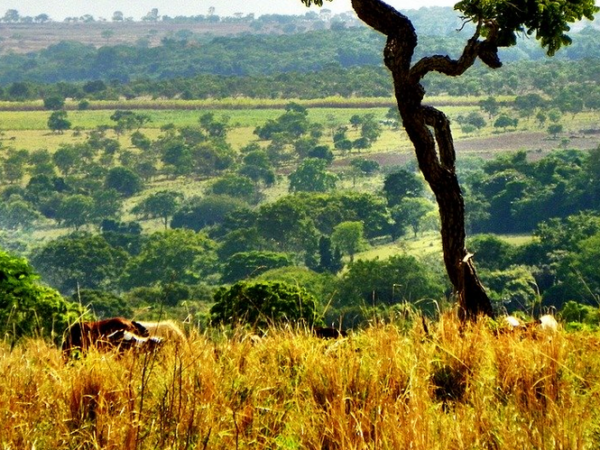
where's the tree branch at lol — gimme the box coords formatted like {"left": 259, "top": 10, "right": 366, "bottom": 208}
{"left": 410, "top": 34, "right": 480, "bottom": 82}
{"left": 410, "top": 21, "right": 502, "bottom": 82}
{"left": 351, "top": 0, "right": 415, "bottom": 38}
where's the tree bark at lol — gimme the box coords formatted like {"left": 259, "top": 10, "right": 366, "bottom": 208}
{"left": 351, "top": 0, "right": 495, "bottom": 320}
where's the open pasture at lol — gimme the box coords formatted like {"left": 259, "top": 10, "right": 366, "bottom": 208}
{"left": 2, "top": 317, "right": 600, "bottom": 449}
{"left": 2, "top": 104, "right": 599, "bottom": 161}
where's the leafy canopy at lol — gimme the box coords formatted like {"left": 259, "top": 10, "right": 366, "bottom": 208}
{"left": 301, "top": 0, "right": 598, "bottom": 56}
{"left": 455, "top": 0, "right": 598, "bottom": 55}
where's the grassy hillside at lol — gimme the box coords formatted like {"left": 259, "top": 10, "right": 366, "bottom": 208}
{"left": 3, "top": 316, "right": 599, "bottom": 449}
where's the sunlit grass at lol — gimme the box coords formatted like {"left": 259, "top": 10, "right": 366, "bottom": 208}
{"left": 354, "top": 231, "right": 443, "bottom": 262}
{"left": 3, "top": 316, "right": 600, "bottom": 449}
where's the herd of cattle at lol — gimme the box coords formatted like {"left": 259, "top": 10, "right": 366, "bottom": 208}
{"left": 60, "top": 314, "right": 559, "bottom": 360}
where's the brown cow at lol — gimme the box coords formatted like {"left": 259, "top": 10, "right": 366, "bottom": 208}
{"left": 62, "top": 317, "right": 149, "bottom": 358}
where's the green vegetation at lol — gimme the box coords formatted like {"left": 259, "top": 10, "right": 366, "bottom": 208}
{"left": 0, "top": 5, "right": 599, "bottom": 338}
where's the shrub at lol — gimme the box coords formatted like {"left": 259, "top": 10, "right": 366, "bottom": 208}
{"left": 210, "top": 280, "right": 320, "bottom": 329}
{"left": 0, "top": 248, "right": 83, "bottom": 342}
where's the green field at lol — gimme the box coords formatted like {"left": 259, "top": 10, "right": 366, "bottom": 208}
{"left": 2, "top": 100, "right": 599, "bottom": 159}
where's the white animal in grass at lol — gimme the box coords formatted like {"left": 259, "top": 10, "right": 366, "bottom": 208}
{"left": 503, "top": 315, "right": 525, "bottom": 329}
{"left": 135, "top": 320, "right": 186, "bottom": 342}
{"left": 538, "top": 314, "right": 559, "bottom": 332}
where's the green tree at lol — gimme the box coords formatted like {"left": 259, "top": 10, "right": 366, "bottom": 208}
{"left": 464, "top": 111, "right": 486, "bottom": 129}
{"left": 331, "top": 221, "right": 368, "bottom": 262}
{"left": 256, "top": 266, "right": 338, "bottom": 307}
{"left": 132, "top": 190, "right": 183, "bottom": 229}
{"left": 28, "top": 149, "right": 56, "bottom": 178}
{"left": 56, "top": 194, "right": 94, "bottom": 230}
{"left": 43, "top": 95, "right": 66, "bottom": 111}
{"left": 47, "top": 110, "right": 71, "bottom": 134}
{"left": 0, "top": 248, "right": 82, "bottom": 342}
{"left": 131, "top": 130, "right": 152, "bottom": 151}
{"left": 198, "top": 112, "right": 230, "bottom": 138}
{"left": 316, "top": 235, "right": 344, "bottom": 274}
{"left": 119, "top": 229, "right": 217, "bottom": 290}
{"left": 301, "top": 0, "right": 597, "bottom": 320}
{"left": 382, "top": 169, "right": 424, "bottom": 207}
{"left": 479, "top": 96, "right": 500, "bottom": 118}
{"left": 288, "top": 158, "right": 338, "bottom": 193}
{"left": 554, "top": 88, "right": 584, "bottom": 117}
{"left": 2, "top": 150, "right": 28, "bottom": 184}
{"left": 104, "top": 167, "right": 143, "bottom": 197}
{"left": 254, "top": 104, "right": 311, "bottom": 140}
{"left": 209, "top": 174, "right": 259, "bottom": 204}
{"left": 467, "top": 234, "right": 515, "bottom": 271}
{"left": 31, "top": 233, "right": 129, "bottom": 294}
{"left": 257, "top": 197, "right": 319, "bottom": 253}
{"left": 91, "top": 188, "right": 123, "bottom": 221}
{"left": 391, "top": 197, "right": 435, "bottom": 238}
{"left": 570, "top": 232, "right": 600, "bottom": 301}
{"left": 0, "top": 200, "right": 42, "bottom": 231}
{"left": 493, "top": 114, "right": 518, "bottom": 131}
{"left": 158, "top": 138, "right": 193, "bottom": 177}
{"left": 2, "top": 9, "right": 20, "bottom": 23}
{"left": 514, "top": 93, "right": 546, "bottom": 117}
{"left": 101, "top": 29, "right": 115, "bottom": 44}
{"left": 238, "top": 150, "right": 276, "bottom": 188}
{"left": 536, "top": 111, "right": 547, "bottom": 128}
{"left": 217, "top": 227, "right": 267, "bottom": 260}
{"left": 110, "top": 110, "right": 150, "bottom": 135}
{"left": 210, "top": 281, "right": 320, "bottom": 329}
{"left": 171, "top": 195, "right": 248, "bottom": 231}
{"left": 548, "top": 123, "right": 564, "bottom": 139}
{"left": 337, "top": 255, "right": 445, "bottom": 309}
{"left": 360, "top": 113, "right": 383, "bottom": 144}
{"left": 52, "top": 145, "right": 79, "bottom": 176}
{"left": 350, "top": 158, "right": 380, "bottom": 175}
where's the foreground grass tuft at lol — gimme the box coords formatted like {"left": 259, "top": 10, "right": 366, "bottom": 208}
{"left": 1, "top": 316, "right": 600, "bottom": 449}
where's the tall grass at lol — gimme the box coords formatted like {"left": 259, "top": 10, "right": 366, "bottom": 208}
{"left": 2, "top": 315, "right": 600, "bottom": 449}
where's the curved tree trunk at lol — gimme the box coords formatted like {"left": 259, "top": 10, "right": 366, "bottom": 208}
{"left": 351, "top": 0, "right": 495, "bottom": 320}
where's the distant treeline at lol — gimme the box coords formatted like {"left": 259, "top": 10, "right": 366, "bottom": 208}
{"left": 2, "top": 57, "right": 600, "bottom": 105}
{"left": 1, "top": 23, "right": 600, "bottom": 91}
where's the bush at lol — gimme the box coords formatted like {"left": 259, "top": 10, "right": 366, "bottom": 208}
{"left": 210, "top": 280, "right": 320, "bottom": 329}
{"left": 0, "top": 248, "right": 83, "bottom": 342}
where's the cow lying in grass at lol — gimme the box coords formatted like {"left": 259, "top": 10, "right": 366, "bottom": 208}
{"left": 62, "top": 317, "right": 149, "bottom": 359}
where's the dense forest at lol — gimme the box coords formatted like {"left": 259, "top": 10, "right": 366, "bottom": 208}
{"left": 1, "top": 7, "right": 600, "bottom": 340}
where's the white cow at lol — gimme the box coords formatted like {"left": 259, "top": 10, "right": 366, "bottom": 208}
{"left": 136, "top": 320, "right": 186, "bottom": 342}
{"left": 538, "top": 314, "right": 559, "bottom": 332}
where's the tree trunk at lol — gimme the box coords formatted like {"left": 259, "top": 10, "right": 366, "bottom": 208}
{"left": 351, "top": 0, "right": 495, "bottom": 320}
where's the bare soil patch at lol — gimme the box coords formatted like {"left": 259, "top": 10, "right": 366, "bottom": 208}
{"left": 342, "top": 130, "right": 600, "bottom": 169}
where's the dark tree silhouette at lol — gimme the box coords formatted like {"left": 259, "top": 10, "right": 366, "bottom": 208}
{"left": 301, "top": 0, "right": 597, "bottom": 320}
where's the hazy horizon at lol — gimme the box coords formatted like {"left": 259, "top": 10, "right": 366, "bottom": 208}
{"left": 3, "top": 0, "right": 457, "bottom": 21}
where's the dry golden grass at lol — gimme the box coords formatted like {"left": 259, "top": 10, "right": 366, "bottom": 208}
{"left": 2, "top": 315, "right": 600, "bottom": 449}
